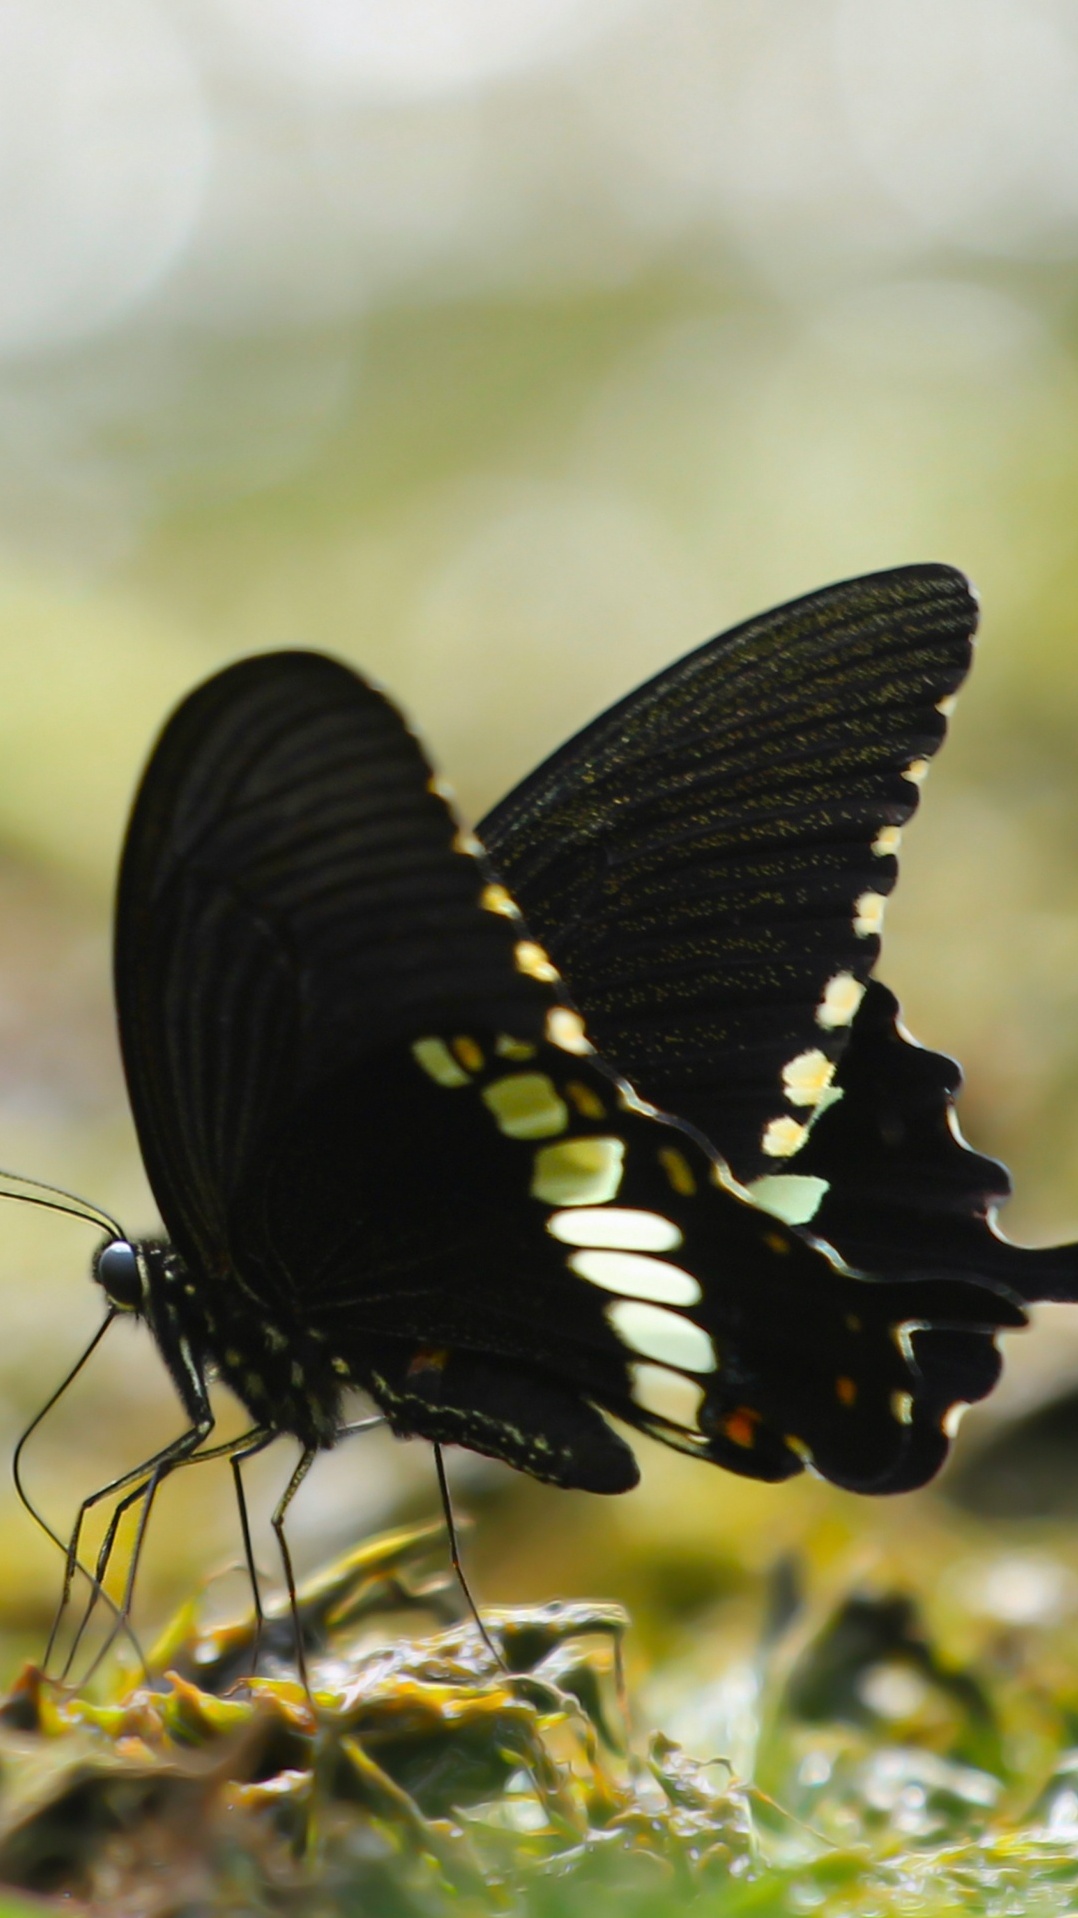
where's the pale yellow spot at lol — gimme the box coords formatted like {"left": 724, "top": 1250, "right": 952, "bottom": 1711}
{"left": 618, "top": 1082, "right": 660, "bottom": 1118}
{"left": 225, "top": 1349, "right": 242, "bottom": 1368}
{"left": 482, "top": 1071, "right": 568, "bottom": 1139}
{"left": 480, "top": 882, "right": 520, "bottom": 919}
{"left": 427, "top": 774, "right": 455, "bottom": 803}
{"left": 658, "top": 1146, "right": 696, "bottom": 1196}
{"left": 761, "top": 1115, "right": 809, "bottom": 1159}
{"left": 891, "top": 1390, "right": 914, "bottom": 1426}
{"left": 412, "top": 1038, "right": 469, "bottom": 1088}
{"left": 782, "top": 1048, "right": 837, "bottom": 1109}
{"left": 936, "top": 694, "right": 958, "bottom": 717}
{"left": 571, "top": 1248, "right": 702, "bottom": 1306}
{"left": 748, "top": 1173, "right": 829, "bottom": 1225}
{"left": 904, "top": 758, "right": 930, "bottom": 785}
{"left": 872, "top": 825, "right": 902, "bottom": 857}
{"left": 566, "top": 1080, "right": 605, "bottom": 1120}
{"left": 836, "top": 1375, "right": 857, "bottom": 1407}
{"left": 332, "top": 1357, "right": 351, "bottom": 1377}
{"left": 630, "top": 1363, "right": 707, "bottom": 1429}
{"left": 607, "top": 1299, "right": 717, "bottom": 1372}
{"left": 451, "top": 1036, "right": 484, "bottom": 1074}
{"left": 943, "top": 1400, "right": 970, "bottom": 1438}
{"left": 785, "top": 1434, "right": 813, "bottom": 1464}
{"left": 453, "top": 828, "right": 484, "bottom": 857}
{"left": 516, "top": 940, "right": 561, "bottom": 984}
{"left": 546, "top": 1005, "right": 591, "bottom": 1053}
{"left": 853, "top": 890, "right": 887, "bottom": 937}
{"left": 495, "top": 1035, "right": 537, "bottom": 1061}
{"left": 765, "top": 1230, "right": 791, "bottom": 1255}
{"left": 291, "top": 1362, "right": 305, "bottom": 1387}
{"left": 548, "top": 1207, "right": 682, "bottom": 1251}
{"left": 532, "top": 1137, "right": 625, "bottom": 1207}
{"left": 816, "top": 971, "right": 864, "bottom": 1031}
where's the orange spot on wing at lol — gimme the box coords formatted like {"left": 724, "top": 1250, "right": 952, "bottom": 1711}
{"left": 722, "top": 1407, "right": 761, "bottom": 1449}
{"left": 407, "top": 1346, "right": 450, "bottom": 1378}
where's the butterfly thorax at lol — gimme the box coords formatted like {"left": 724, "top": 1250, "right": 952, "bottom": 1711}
{"left": 130, "top": 1239, "right": 345, "bottom": 1448}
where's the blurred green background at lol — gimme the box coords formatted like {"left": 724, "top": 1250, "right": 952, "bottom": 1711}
{"left": 3, "top": 0, "right": 1078, "bottom": 1713}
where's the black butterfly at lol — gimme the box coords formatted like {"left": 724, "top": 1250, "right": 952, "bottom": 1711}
{"left": 26, "top": 562, "right": 1078, "bottom": 1668}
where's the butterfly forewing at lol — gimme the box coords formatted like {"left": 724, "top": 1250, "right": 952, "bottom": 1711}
{"left": 114, "top": 653, "right": 555, "bottom": 1289}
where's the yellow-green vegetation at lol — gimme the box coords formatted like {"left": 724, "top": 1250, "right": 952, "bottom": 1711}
{"left": 3, "top": 1513, "right": 1078, "bottom": 1914}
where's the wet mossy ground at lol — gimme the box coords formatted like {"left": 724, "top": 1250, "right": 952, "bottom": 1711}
{"left": 4, "top": 1521, "right": 1078, "bottom": 1915}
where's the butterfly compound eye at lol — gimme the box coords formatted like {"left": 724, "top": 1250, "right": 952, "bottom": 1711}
{"left": 94, "top": 1239, "right": 142, "bottom": 1311}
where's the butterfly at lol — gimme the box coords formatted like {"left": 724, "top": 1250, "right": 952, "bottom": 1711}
{"left": 22, "top": 561, "right": 1077, "bottom": 1671}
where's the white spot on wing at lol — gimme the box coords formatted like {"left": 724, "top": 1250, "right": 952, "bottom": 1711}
{"left": 546, "top": 1006, "right": 592, "bottom": 1055}
{"left": 761, "top": 1115, "right": 809, "bottom": 1158}
{"left": 630, "top": 1363, "right": 707, "bottom": 1428}
{"left": 480, "top": 882, "right": 520, "bottom": 919}
{"left": 936, "top": 694, "right": 958, "bottom": 717}
{"left": 816, "top": 972, "right": 865, "bottom": 1030}
{"left": 607, "top": 1298, "right": 717, "bottom": 1371}
{"left": 854, "top": 891, "right": 886, "bottom": 937}
{"left": 872, "top": 825, "right": 902, "bottom": 857}
{"left": 782, "top": 1049, "right": 837, "bottom": 1109}
{"left": 572, "top": 1248, "right": 701, "bottom": 1306}
{"left": 943, "top": 1400, "right": 970, "bottom": 1437}
{"left": 548, "top": 1206, "right": 682, "bottom": 1250}
{"left": 515, "top": 940, "right": 561, "bottom": 984}
{"left": 747, "top": 1173, "right": 829, "bottom": 1225}
{"left": 891, "top": 1390, "right": 914, "bottom": 1425}
{"left": 904, "top": 758, "right": 930, "bottom": 785}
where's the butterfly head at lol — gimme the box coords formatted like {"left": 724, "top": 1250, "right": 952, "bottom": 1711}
{"left": 93, "top": 1238, "right": 146, "bottom": 1314}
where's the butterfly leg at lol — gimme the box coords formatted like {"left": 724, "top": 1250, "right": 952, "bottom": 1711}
{"left": 224, "top": 1427, "right": 283, "bottom": 1678}
{"left": 49, "top": 1410, "right": 215, "bottom": 1678}
{"left": 270, "top": 1445, "right": 318, "bottom": 1696}
{"left": 433, "top": 1442, "right": 505, "bottom": 1672}
{"left": 68, "top": 1423, "right": 274, "bottom": 1685}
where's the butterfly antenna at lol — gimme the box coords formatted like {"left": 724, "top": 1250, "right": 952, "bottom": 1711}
{"left": 0, "top": 1169, "right": 124, "bottom": 1241}
{"left": 433, "top": 1443, "right": 505, "bottom": 1671}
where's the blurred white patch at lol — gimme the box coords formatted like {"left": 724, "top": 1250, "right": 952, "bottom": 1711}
{"left": 0, "top": 0, "right": 210, "bottom": 357}
{"left": 959, "top": 1551, "right": 1077, "bottom": 1627}
{"left": 857, "top": 1661, "right": 930, "bottom": 1721}
{"left": 408, "top": 479, "right": 713, "bottom": 815}
{"left": 836, "top": 0, "right": 1078, "bottom": 259}
{"left": 194, "top": 0, "right": 644, "bottom": 100}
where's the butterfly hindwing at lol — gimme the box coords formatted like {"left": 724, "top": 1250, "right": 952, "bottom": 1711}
{"left": 244, "top": 1020, "right": 1024, "bottom": 1497}
{"left": 788, "top": 981, "right": 1078, "bottom": 1301}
